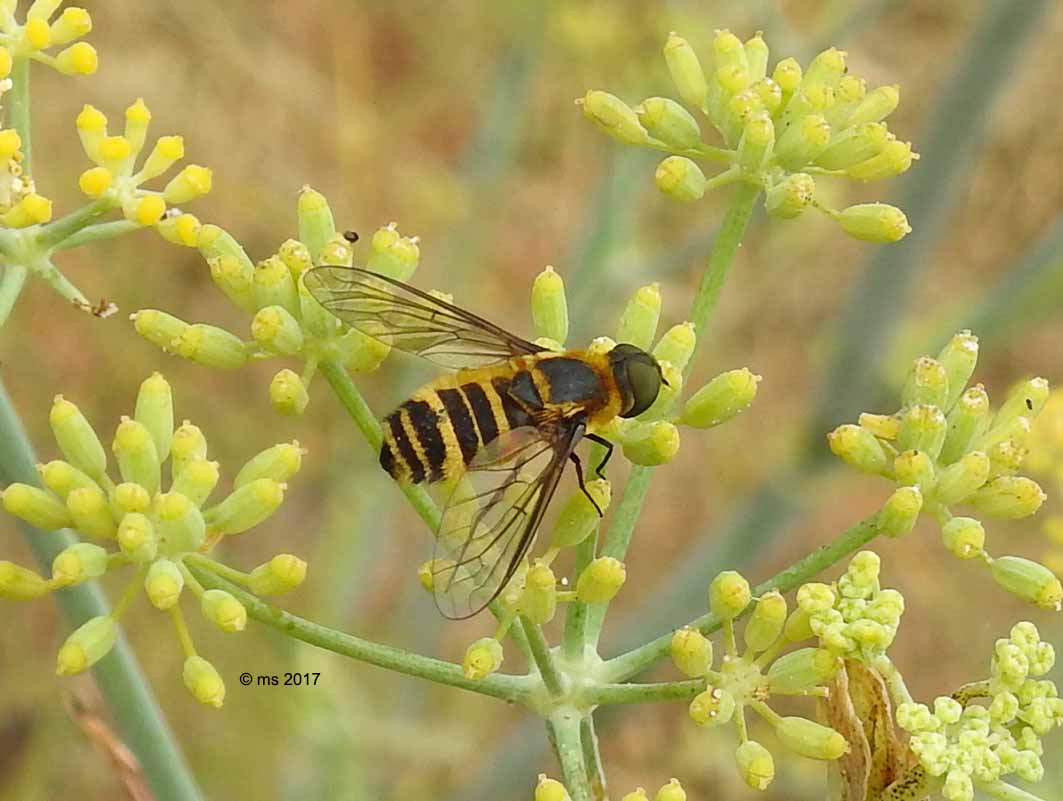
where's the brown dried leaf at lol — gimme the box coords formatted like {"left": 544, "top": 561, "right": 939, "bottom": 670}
{"left": 845, "top": 660, "right": 914, "bottom": 797}
{"left": 822, "top": 663, "right": 871, "bottom": 801}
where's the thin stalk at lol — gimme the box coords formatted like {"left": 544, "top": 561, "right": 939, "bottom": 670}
{"left": 549, "top": 709, "right": 592, "bottom": 801}
{"left": 8, "top": 58, "right": 30, "bottom": 168}
{"left": 0, "top": 381, "right": 206, "bottom": 801}
{"left": 0, "top": 264, "right": 27, "bottom": 326}
{"left": 37, "top": 198, "right": 117, "bottom": 251}
{"left": 601, "top": 513, "right": 880, "bottom": 682}
{"left": 53, "top": 220, "right": 142, "bottom": 251}
{"left": 579, "top": 716, "right": 607, "bottom": 801}
{"left": 978, "top": 780, "right": 1050, "bottom": 801}
{"left": 188, "top": 565, "right": 535, "bottom": 703}
{"left": 521, "top": 616, "right": 566, "bottom": 697}
{"left": 584, "top": 679, "right": 703, "bottom": 706}
{"left": 561, "top": 531, "right": 596, "bottom": 662}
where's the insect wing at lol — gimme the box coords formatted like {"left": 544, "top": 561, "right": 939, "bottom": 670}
{"left": 303, "top": 266, "right": 542, "bottom": 369}
{"left": 430, "top": 423, "right": 578, "bottom": 619}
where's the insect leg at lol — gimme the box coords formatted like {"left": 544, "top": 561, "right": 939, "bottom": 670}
{"left": 585, "top": 433, "right": 614, "bottom": 479}
{"left": 568, "top": 451, "right": 604, "bottom": 517}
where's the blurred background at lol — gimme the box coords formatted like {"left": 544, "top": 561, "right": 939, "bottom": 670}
{"left": 1, "top": 0, "right": 1061, "bottom": 799}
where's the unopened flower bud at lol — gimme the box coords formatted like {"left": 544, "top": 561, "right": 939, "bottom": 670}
{"left": 183, "top": 655, "right": 225, "bottom": 708}
{"left": 269, "top": 369, "right": 309, "bottom": 416}
{"left": 550, "top": 480, "right": 610, "bottom": 548}
{"left": 970, "top": 476, "right": 1045, "bottom": 519}
{"left": 709, "top": 570, "right": 751, "bottom": 619}
{"left": 902, "top": 357, "right": 949, "bottom": 409}
{"left": 743, "top": 33, "right": 769, "bottom": 81}
{"left": 941, "top": 385, "right": 990, "bottom": 464}
{"left": 201, "top": 589, "right": 247, "bottom": 632}
{"left": 652, "top": 323, "right": 696, "bottom": 374}
{"left": 168, "top": 459, "right": 218, "bottom": 507}
{"left": 670, "top": 626, "right": 713, "bottom": 677}
{"left": 251, "top": 306, "right": 304, "bottom": 355}
{"left": 535, "top": 775, "right": 572, "bottom": 801}
{"left": 2, "top": 483, "right": 71, "bottom": 530}
{"left": 66, "top": 485, "right": 116, "bottom": 539}
{"left": 530, "top": 266, "right": 568, "bottom": 344}
{"left": 174, "top": 324, "right": 248, "bottom": 370}
{"left": 621, "top": 790, "right": 649, "bottom": 801}
{"left": 837, "top": 202, "right": 911, "bottom": 243}
{"left": 78, "top": 166, "right": 112, "bottom": 197}
{"left": 734, "top": 740, "right": 775, "bottom": 790}
{"left": 297, "top": 186, "right": 336, "bottom": 262}
{"left": 765, "top": 172, "right": 816, "bottom": 219}
{"left": 112, "top": 417, "right": 160, "bottom": 495}
{"left": 0, "top": 560, "right": 49, "bottom": 599}
{"left": 737, "top": 111, "right": 774, "bottom": 172}
{"left": 637, "top": 97, "right": 701, "bottom": 150}
{"left": 49, "top": 396, "right": 106, "bottom": 479}
{"left": 163, "top": 164, "right": 212, "bottom": 204}
{"left": 139, "top": 135, "right": 185, "bottom": 182}
{"left": 990, "top": 556, "right": 1062, "bottom": 610}
{"left": 50, "top": 6, "right": 93, "bottom": 46}
{"left": 205, "top": 478, "right": 285, "bottom": 535}
{"left": 827, "top": 424, "right": 891, "bottom": 475}
{"left": 846, "top": 139, "right": 916, "bottom": 182}
{"left": 775, "top": 717, "right": 848, "bottom": 760}
{"left": 816, "top": 122, "right": 889, "bottom": 170}
{"left": 940, "top": 517, "right": 985, "bottom": 560}
{"left": 576, "top": 556, "right": 626, "bottom": 603}
{"left": 654, "top": 156, "right": 706, "bottom": 203}
{"left": 234, "top": 442, "right": 303, "bottom": 490}
{"left": 784, "top": 607, "right": 814, "bottom": 641}
{"left": 335, "top": 326, "right": 390, "bottom": 373}
{"left": 897, "top": 404, "right": 947, "bottom": 460}
{"left": 997, "top": 377, "right": 1050, "bottom": 430}
{"left": 0, "top": 192, "right": 52, "bottom": 227}
{"left": 156, "top": 492, "right": 206, "bottom": 553}
{"left": 934, "top": 451, "right": 990, "bottom": 505}
{"left": 663, "top": 33, "right": 707, "bottom": 109}
{"left": 207, "top": 255, "right": 257, "bottom": 313}
{"left": 117, "top": 512, "right": 156, "bottom": 561}
{"left": 619, "top": 420, "right": 679, "bottom": 466}
{"left": 615, "top": 284, "right": 661, "bottom": 350}
{"left": 580, "top": 90, "right": 648, "bottom": 145}
{"left": 170, "top": 421, "right": 207, "bottom": 477}
{"left": 56, "top": 616, "right": 117, "bottom": 675}
{"left": 689, "top": 686, "right": 735, "bottom": 726}
{"left": 521, "top": 563, "right": 557, "bottom": 624}
{"left": 847, "top": 85, "right": 900, "bottom": 126}
{"left": 744, "top": 590, "right": 788, "bottom": 652}
{"left": 55, "top": 42, "right": 97, "bottom": 75}
{"left": 463, "top": 636, "right": 503, "bottom": 680}
{"left": 767, "top": 647, "right": 839, "bottom": 693}
{"left": 878, "top": 485, "right": 923, "bottom": 537}
{"left": 655, "top": 778, "right": 687, "bottom": 801}
{"left": 51, "top": 542, "right": 108, "bottom": 586}
{"left": 131, "top": 309, "right": 190, "bottom": 353}
{"left": 894, "top": 449, "right": 935, "bottom": 489}
{"left": 247, "top": 554, "right": 306, "bottom": 595}
{"left": 682, "top": 368, "right": 760, "bottom": 428}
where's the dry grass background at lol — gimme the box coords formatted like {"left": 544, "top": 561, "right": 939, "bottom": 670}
{"left": 1, "top": 1, "right": 1061, "bottom": 799}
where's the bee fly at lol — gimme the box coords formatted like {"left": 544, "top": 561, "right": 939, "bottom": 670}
{"left": 304, "top": 265, "right": 664, "bottom": 618}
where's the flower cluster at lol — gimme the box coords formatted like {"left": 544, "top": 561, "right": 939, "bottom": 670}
{"left": 669, "top": 567, "right": 850, "bottom": 791}
{"left": 892, "top": 622, "right": 1062, "bottom": 801}
{"left": 132, "top": 187, "right": 418, "bottom": 416}
{"left": 0, "top": 1, "right": 97, "bottom": 79}
{"left": 828, "top": 331, "right": 1061, "bottom": 609}
{"left": 536, "top": 774, "right": 689, "bottom": 801}
{"left": 581, "top": 30, "right": 914, "bottom": 243}
{"left": 0, "top": 374, "right": 307, "bottom": 707}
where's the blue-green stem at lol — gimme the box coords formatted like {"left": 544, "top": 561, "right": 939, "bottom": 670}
{"left": 0, "top": 380, "right": 206, "bottom": 801}
{"left": 521, "top": 615, "right": 566, "bottom": 697}
{"left": 53, "top": 219, "right": 142, "bottom": 251}
{"left": 579, "top": 716, "right": 606, "bottom": 801}
{"left": 36, "top": 198, "right": 117, "bottom": 251}
{"left": 8, "top": 58, "right": 30, "bottom": 168}
{"left": 187, "top": 563, "right": 535, "bottom": 703}
{"left": 561, "top": 531, "right": 596, "bottom": 662}
{"left": 0, "top": 264, "right": 27, "bottom": 326}
{"left": 549, "top": 709, "right": 592, "bottom": 801}
{"left": 584, "top": 679, "right": 703, "bottom": 705}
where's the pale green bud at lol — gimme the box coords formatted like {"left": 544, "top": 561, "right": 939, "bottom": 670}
{"left": 550, "top": 479, "right": 610, "bottom": 547}
{"left": 744, "top": 590, "right": 787, "bottom": 652}
{"left": 535, "top": 775, "right": 572, "bottom": 801}
{"left": 670, "top": 626, "right": 713, "bottom": 677}
{"left": 576, "top": 556, "right": 626, "bottom": 603}
{"left": 251, "top": 305, "right": 304, "bottom": 355}
{"left": 619, "top": 420, "right": 679, "bottom": 466}
{"left": 156, "top": 491, "right": 206, "bottom": 553}
{"left": 197, "top": 224, "right": 254, "bottom": 270}
{"left": 772, "top": 57, "right": 802, "bottom": 96}
{"left": 897, "top": 404, "right": 947, "bottom": 460}
{"left": 183, "top": 655, "right": 226, "bottom": 708}
{"left": 827, "top": 424, "right": 891, "bottom": 475}
{"left": 269, "top": 369, "right": 309, "bottom": 416}
{"left": 767, "top": 647, "right": 839, "bottom": 693}
{"left": 941, "top": 385, "right": 990, "bottom": 464}
{"left": 971, "top": 476, "right": 1045, "bottom": 519}
{"left": 201, "top": 589, "right": 247, "bottom": 632}
{"left": 784, "top": 607, "right": 814, "bottom": 641}
{"left": 170, "top": 421, "right": 207, "bottom": 477}
{"left": 825, "top": 75, "right": 867, "bottom": 128}
{"left": 117, "top": 512, "right": 156, "bottom": 561}
{"left": 804, "top": 47, "right": 847, "bottom": 90}
{"left": 174, "top": 324, "right": 248, "bottom": 370}
{"left": 254, "top": 256, "right": 299, "bottom": 318}
{"left": 796, "top": 582, "right": 836, "bottom": 613}
{"left": 134, "top": 372, "right": 173, "bottom": 462}
{"left": 934, "top": 451, "right": 990, "bottom": 505}
{"left": 775, "top": 716, "right": 848, "bottom": 760}
{"left": 652, "top": 323, "right": 696, "bottom": 374}
{"left": 66, "top": 485, "right": 116, "bottom": 539}
{"left": 2, "top": 483, "right": 71, "bottom": 530}
{"left": 205, "top": 478, "right": 285, "bottom": 535}
{"left": 654, "top": 778, "right": 687, "bottom": 801}
{"left": 765, "top": 172, "right": 816, "bottom": 219}
{"left": 320, "top": 233, "right": 354, "bottom": 269}
{"left": 49, "top": 396, "right": 106, "bottom": 480}
{"left": 997, "top": 377, "right": 1050, "bottom": 430}
{"left": 366, "top": 227, "right": 420, "bottom": 282}
{"left": 846, "top": 139, "right": 916, "bottom": 182}
{"left": 0, "top": 560, "right": 49, "bottom": 599}
{"left": 206, "top": 255, "right": 257, "bottom": 313}
{"left": 709, "top": 570, "right": 751, "bottom": 619}
{"left": 894, "top": 449, "right": 935, "bottom": 490}
{"left": 620, "top": 790, "right": 649, "bottom": 801}
{"left": 689, "top": 686, "right": 735, "bottom": 727}
{"left": 336, "top": 326, "right": 390, "bottom": 374}
{"left": 837, "top": 203, "right": 911, "bottom": 243}
{"left": 56, "top": 615, "right": 117, "bottom": 675}
{"left": 743, "top": 33, "right": 769, "bottom": 82}
{"left": 296, "top": 186, "right": 336, "bottom": 263}
{"left": 171, "top": 459, "right": 220, "bottom": 507}
{"left": 580, "top": 90, "right": 648, "bottom": 145}
{"left": 654, "top": 156, "right": 706, "bottom": 203}
{"left": 734, "top": 740, "right": 775, "bottom": 790}
{"left": 51, "top": 542, "right": 108, "bottom": 586}
{"left": 247, "top": 553, "right": 306, "bottom": 595}
{"left": 111, "top": 417, "right": 159, "bottom": 494}
{"left": 234, "top": 442, "right": 304, "bottom": 490}
{"left": 936, "top": 331, "right": 979, "bottom": 410}
{"left": 940, "top": 517, "right": 985, "bottom": 560}
{"left": 38, "top": 460, "right": 97, "bottom": 501}
{"left": 712, "top": 29, "right": 747, "bottom": 73}
{"left": 110, "top": 481, "right": 154, "bottom": 519}
{"left": 278, "top": 238, "right": 313, "bottom": 279}
{"left": 520, "top": 563, "right": 557, "bottom": 624}
{"left": 145, "top": 558, "right": 184, "bottom": 609}
{"left": 530, "top": 266, "right": 568, "bottom": 344}
{"left": 990, "top": 556, "right": 1062, "bottom": 610}
{"left": 636, "top": 97, "right": 701, "bottom": 150}
{"left": 663, "top": 33, "right": 707, "bottom": 108}
{"left": 681, "top": 368, "right": 760, "bottom": 428}
{"left": 463, "top": 636, "right": 503, "bottom": 680}
{"left": 815, "top": 122, "right": 889, "bottom": 170}
{"left": 751, "top": 78, "right": 783, "bottom": 115}
{"left": 847, "top": 85, "right": 900, "bottom": 127}
{"left": 779, "top": 85, "right": 835, "bottom": 132}
{"left": 736, "top": 111, "right": 774, "bottom": 172}
{"left": 878, "top": 485, "right": 923, "bottom": 537}
{"left": 902, "top": 357, "right": 949, "bottom": 409}
{"left": 773, "top": 115, "right": 831, "bottom": 170}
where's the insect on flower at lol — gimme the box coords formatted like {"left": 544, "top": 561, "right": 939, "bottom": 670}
{"left": 304, "top": 263, "right": 665, "bottom": 618}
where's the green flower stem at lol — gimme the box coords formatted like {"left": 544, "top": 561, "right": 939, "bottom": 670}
{"left": 37, "top": 198, "right": 117, "bottom": 251}
{"left": 584, "top": 679, "right": 703, "bottom": 705}
{"left": 979, "top": 781, "right": 1050, "bottom": 801}
{"left": 9, "top": 58, "right": 30, "bottom": 168}
{"left": 36, "top": 255, "right": 89, "bottom": 306}
{"left": 561, "top": 531, "right": 596, "bottom": 662}
{"left": 53, "top": 219, "right": 142, "bottom": 251}
{"left": 0, "top": 264, "right": 27, "bottom": 327}
{"left": 601, "top": 513, "right": 881, "bottom": 683}
{"left": 189, "top": 565, "right": 536, "bottom": 703}
{"left": 0, "top": 380, "right": 206, "bottom": 801}
{"left": 644, "top": 140, "right": 733, "bottom": 164}
{"left": 549, "top": 709, "right": 592, "bottom": 801}
{"left": 579, "top": 716, "right": 607, "bottom": 801}
{"left": 521, "top": 615, "right": 566, "bottom": 697}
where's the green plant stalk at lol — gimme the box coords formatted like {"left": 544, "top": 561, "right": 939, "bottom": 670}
{"left": 601, "top": 513, "right": 880, "bottom": 683}
{"left": 188, "top": 565, "right": 535, "bottom": 703}
{"left": 0, "top": 264, "right": 27, "bottom": 326}
{"left": 0, "top": 381, "right": 206, "bottom": 801}
{"left": 585, "top": 679, "right": 703, "bottom": 705}
{"left": 561, "top": 530, "right": 596, "bottom": 662}
{"left": 978, "top": 781, "right": 1049, "bottom": 801}
{"left": 579, "top": 716, "right": 607, "bottom": 801}
{"left": 521, "top": 615, "right": 566, "bottom": 697}
{"left": 36, "top": 198, "right": 117, "bottom": 251}
{"left": 549, "top": 709, "right": 592, "bottom": 801}
{"left": 8, "top": 58, "right": 30, "bottom": 167}
{"left": 53, "top": 219, "right": 142, "bottom": 251}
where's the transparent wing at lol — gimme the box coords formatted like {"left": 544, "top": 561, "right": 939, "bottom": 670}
{"left": 302, "top": 266, "right": 542, "bottom": 369}
{"left": 430, "top": 423, "right": 580, "bottom": 619}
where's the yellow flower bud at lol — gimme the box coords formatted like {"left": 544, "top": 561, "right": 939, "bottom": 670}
{"left": 22, "top": 16, "right": 51, "bottom": 49}
{"left": 54, "top": 41, "right": 98, "bottom": 75}
{"left": 51, "top": 542, "right": 108, "bottom": 586}
{"left": 772, "top": 57, "right": 802, "bottom": 95}
{"left": 0, "top": 128, "right": 21, "bottom": 160}
{"left": 174, "top": 324, "right": 248, "bottom": 369}
{"left": 689, "top": 686, "right": 735, "bottom": 726}
{"left": 652, "top": 323, "right": 696, "bottom": 374}
{"left": 654, "top": 156, "right": 706, "bottom": 203}
{"left": 535, "top": 775, "right": 572, "bottom": 801}
{"left": 163, "top": 164, "right": 212, "bottom": 204}
{"left": 520, "top": 563, "right": 557, "bottom": 624}
{"left": 681, "top": 368, "right": 760, "bottom": 428}
{"left": 247, "top": 554, "right": 306, "bottom": 595}
{"left": 549, "top": 479, "right": 610, "bottom": 547}
{"left": 970, "top": 476, "right": 1045, "bottom": 519}
{"left": 27, "top": 0, "right": 62, "bottom": 20}
{"left": 463, "top": 636, "right": 504, "bottom": 680}
{"left": 116, "top": 512, "right": 156, "bottom": 562}
{"left": 826, "top": 75, "right": 867, "bottom": 128}
{"left": 170, "top": 421, "right": 207, "bottom": 476}
{"left": 124, "top": 194, "right": 166, "bottom": 227}
{"left": 990, "top": 556, "right": 1062, "bottom": 610}
{"left": 56, "top": 616, "right": 117, "bottom": 675}
{"left": 278, "top": 238, "right": 313, "bottom": 278}
{"left": 902, "top": 356, "right": 949, "bottom": 409}
{"left": 234, "top": 442, "right": 303, "bottom": 490}
{"left": 254, "top": 256, "right": 300, "bottom": 318}
{"left": 297, "top": 186, "right": 336, "bottom": 262}
{"left": 170, "top": 459, "right": 220, "bottom": 507}
{"left": 775, "top": 717, "right": 848, "bottom": 760}
{"left": 936, "top": 331, "right": 979, "bottom": 410}
{"left": 897, "top": 404, "right": 947, "bottom": 460}
{"left": 621, "top": 789, "right": 649, "bottom": 801}
{"left": 940, "top": 516, "right": 985, "bottom": 559}
{"left": 66, "top": 485, "right": 116, "bottom": 539}
{"left": 336, "top": 326, "right": 390, "bottom": 373}
{"left": 145, "top": 558, "right": 184, "bottom": 609}
{"left": 0, "top": 48, "right": 11, "bottom": 80}
{"left": 827, "top": 424, "right": 891, "bottom": 475}
{"left": 130, "top": 309, "right": 190, "bottom": 354}
{"left": 156, "top": 491, "right": 206, "bottom": 553}
{"left": 2, "top": 483, "right": 71, "bottom": 530}
{"left": 76, "top": 104, "right": 107, "bottom": 161}
{"left": 269, "top": 369, "right": 309, "bottom": 416}
{"left": 784, "top": 607, "right": 814, "bottom": 641}
{"left": 206, "top": 254, "right": 257, "bottom": 313}
{"left": 837, "top": 202, "right": 911, "bottom": 243}
{"left": 744, "top": 33, "right": 769, "bottom": 81}
{"left": 663, "top": 33, "right": 707, "bottom": 109}
{"left": 576, "top": 556, "right": 626, "bottom": 603}
{"left": 138, "top": 135, "right": 185, "bottom": 182}
{"left": 670, "top": 626, "right": 713, "bottom": 677}
{"left": 78, "top": 166, "right": 113, "bottom": 197}
{"left": 580, "top": 90, "right": 649, "bottom": 145}
{"left": 637, "top": 97, "right": 701, "bottom": 150}
{"left": 894, "top": 449, "right": 935, "bottom": 490}
{"left": 250, "top": 305, "right": 304, "bottom": 356}
{"left": 941, "top": 385, "right": 990, "bottom": 464}
{"left": 183, "top": 655, "right": 226, "bottom": 708}
{"left": 734, "top": 740, "right": 775, "bottom": 790}
{"left": 366, "top": 230, "right": 420, "bottom": 282}
{"left": 846, "top": 139, "right": 916, "bottom": 181}
{"left": 998, "top": 377, "right": 1051, "bottom": 429}
{"left": 709, "top": 570, "right": 751, "bottom": 619}
{"left": 201, "top": 589, "right": 247, "bottom": 632}
{"left": 773, "top": 115, "right": 831, "bottom": 171}
{"left": 764, "top": 172, "right": 815, "bottom": 219}
{"left": 530, "top": 266, "right": 569, "bottom": 344}
{"left": 112, "top": 417, "right": 160, "bottom": 495}
{"left": 847, "top": 85, "right": 900, "bottom": 127}
{"left": 816, "top": 122, "right": 889, "bottom": 171}
{"left": 205, "top": 478, "right": 285, "bottom": 535}
{"left": 935, "top": 451, "right": 990, "bottom": 505}
{"left": 132, "top": 372, "right": 173, "bottom": 462}
{"left": 877, "top": 486, "right": 922, "bottom": 538}
{"left": 737, "top": 111, "right": 774, "bottom": 172}
{"left": 619, "top": 420, "right": 679, "bottom": 466}
{"left": 744, "top": 590, "right": 787, "bottom": 652}
{"left": 38, "top": 460, "right": 96, "bottom": 501}
{"left": 0, "top": 560, "right": 49, "bottom": 599}
{"left": 654, "top": 778, "right": 687, "bottom": 801}
{"left": 0, "top": 193, "right": 53, "bottom": 227}
{"left": 766, "top": 647, "right": 839, "bottom": 693}
{"left": 50, "top": 6, "right": 92, "bottom": 46}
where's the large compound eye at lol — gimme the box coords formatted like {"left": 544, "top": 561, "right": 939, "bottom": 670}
{"left": 622, "top": 357, "right": 662, "bottom": 418}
